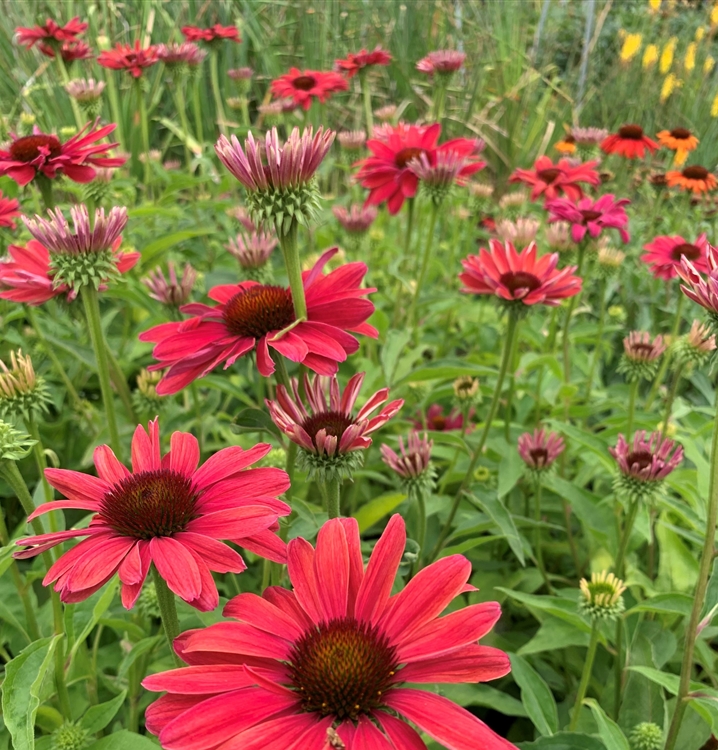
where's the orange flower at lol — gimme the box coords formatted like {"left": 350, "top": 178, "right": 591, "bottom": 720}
{"left": 554, "top": 135, "right": 577, "bottom": 155}
{"left": 666, "top": 165, "right": 717, "bottom": 193}
{"left": 657, "top": 128, "right": 699, "bottom": 165}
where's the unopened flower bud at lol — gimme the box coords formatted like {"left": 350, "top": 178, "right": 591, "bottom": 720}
{"left": 0, "top": 350, "right": 50, "bottom": 419}
{"left": 629, "top": 722, "right": 663, "bottom": 750}
{"left": 578, "top": 570, "right": 626, "bottom": 620}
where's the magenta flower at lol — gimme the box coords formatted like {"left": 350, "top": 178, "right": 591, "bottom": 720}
{"left": 678, "top": 243, "right": 718, "bottom": 317}
{"left": 518, "top": 429, "right": 564, "bottom": 471}
{"left": 332, "top": 204, "right": 378, "bottom": 234}
{"left": 416, "top": 49, "right": 466, "bottom": 75}
{"left": 546, "top": 194, "right": 630, "bottom": 244}
{"left": 381, "top": 431, "right": 433, "bottom": 480}
{"left": 142, "top": 262, "right": 197, "bottom": 307}
{"left": 610, "top": 431, "right": 683, "bottom": 501}
{"left": 226, "top": 231, "right": 277, "bottom": 269}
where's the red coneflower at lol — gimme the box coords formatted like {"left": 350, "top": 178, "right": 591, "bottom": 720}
{"left": 610, "top": 431, "right": 683, "bottom": 501}
{"left": 143, "top": 515, "right": 516, "bottom": 750}
{"left": 156, "top": 42, "right": 207, "bottom": 68}
{"left": 139, "top": 248, "right": 377, "bottom": 394}
{"left": 37, "top": 40, "right": 92, "bottom": 61}
{"left": 460, "top": 239, "right": 582, "bottom": 306}
{"left": 0, "top": 192, "right": 20, "bottom": 229}
{"left": 545, "top": 194, "right": 631, "bottom": 244}
{"left": 509, "top": 155, "right": 600, "bottom": 202}
{"left": 0, "top": 241, "right": 69, "bottom": 305}
{"left": 270, "top": 68, "right": 348, "bottom": 110}
{"left": 382, "top": 431, "right": 434, "bottom": 480}
{"left": 15, "top": 16, "right": 87, "bottom": 49}
{"left": 0, "top": 120, "right": 124, "bottom": 187}
{"left": 666, "top": 165, "right": 718, "bottom": 194}
{"left": 98, "top": 40, "right": 159, "bottom": 78}
{"left": 14, "top": 419, "right": 290, "bottom": 610}
{"left": 416, "top": 49, "right": 466, "bottom": 76}
{"left": 518, "top": 428, "right": 565, "bottom": 471}
{"left": 332, "top": 204, "right": 378, "bottom": 234}
{"left": 413, "top": 404, "right": 469, "bottom": 432}
{"left": 181, "top": 24, "right": 240, "bottom": 44}
{"left": 226, "top": 231, "right": 278, "bottom": 273}
{"left": 642, "top": 233, "right": 710, "bottom": 280}
{"left": 601, "top": 124, "right": 660, "bottom": 159}
{"left": 335, "top": 46, "right": 392, "bottom": 78}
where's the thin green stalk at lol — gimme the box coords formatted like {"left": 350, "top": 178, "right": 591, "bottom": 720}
{"left": 151, "top": 567, "right": 183, "bottom": 667}
{"left": 25, "top": 415, "right": 52, "bottom": 505}
{"left": 570, "top": 619, "right": 599, "bottom": 731}
{"left": 36, "top": 175, "right": 55, "bottom": 212}
{"left": 190, "top": 382, "right": 203, "bottom": 454}
{"left": 584, "top": 278, "right": 608, "bottom": 406}
{"left": 360, "top": 71, "right": 374, "bottom": 136}
{"left": 410, "top": 201, "right": 439, "bottom": 331}
{"left": 136, "top": 80, "right": 151, "bottom": 188}
{"left": 627, "top": 380, "right": 638, "bottom": 437}
{"left": 106, "top": 350, "right": 138, "bottom": 425}
{"left": 81, "top": 287, "right": 122, "bottom": 458}
{"left": 412, "top": 486, "right": 427, "bottom": 575}
{"left": 173, "top": 82, "right": 194, "bottom": 169}
{"left": 326, "top": 476, "right": 341, "bottom": 519}
{"left": 535, "top": 307, "right": 560, "bottom": 423}
{"left": 562, "top": 244, "right": 586, "bottom": 384}
{"left": 192, "top": 76, "right": 204, "bottom": 145}
{"left": 533, "top": 480, "right": 554, "bottom": 593}
{"left": 615, "top": 498, "right": 640, "bottom": 578}
{"left": 209, "top": 51, "right": 228, "bottom": 136}
{"left": 392, "top": 197, "right": 415, "bottom": 327}
{"left": 504, "top": 319, "right": 521, "bottom": 441}
{"left": 278, "top": 220, "right": 307, "bottom": 320}
{"left": 54, "top": 54, "right": 84, "bottom": 130}
{"left": 104, "top": 71, "right": 125, "bottom": 152}
{"left": 646, "top": 292, "right": 684, "bottom": 410}
{"left": 664, "top": 395, "right": 718, "bottom": 750}
{"left": 661, "top": 364, "right": 685, "bottom": 439}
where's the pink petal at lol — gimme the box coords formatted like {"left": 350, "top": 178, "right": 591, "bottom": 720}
{"left": 143, "top": 665, "right": 256, "bottom": 694}
{"left": 150, "top": 536, "right": 202, "bottom": 602}
{"left": 131, "top": 420, "right": 162, "bottom": 473}
{"left": 187, "top": 506, "right": 277, "bottom": 539}
{"left": 62, "top": 534, "right": 134, "bottom": 592}
{"left": 398, "top": 644, "right": 511, "bottom": 683}
{"left": 313, "top": 519, "right": 349, "bottom": 622}
{"left": 175, "top": 532, "right": 247, "bottom": 574}
{"left": 169, "top": 431, "right": 200, "bottom": 477}
{"left": 193, "top": 445, "right": 271, "bottom": 489}
{"left": 376, "top": 712, "right": 428, "bottom": 750}
{"left": 237, "top": 529, "right": 287, "bottom": 564}
{"left": 287, "top": 537, "right": 322, "bottom": 623}
{"left": 93, "top": 445, "right": 130, "bottom": 485}
{"left": 45, "top": 468, "right": 110, "bottom": 503}
{"left": 181, "top": 622, "right": 292, "bottom": 660}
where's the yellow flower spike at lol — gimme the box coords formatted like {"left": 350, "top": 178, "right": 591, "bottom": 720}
{"left": 685, "top": 42, "right": 697, "bottom": 71}
{"left": 660, "top": 37, "right": 677, "bottom": 73}
{"left": 712, "top": 92, "right": 718, "bottom": 117}
{"left": 660, "top": 73, "right": 681, "bottom": 102}
{"left": 712, "top": 3, "right": 718, "bottom": 28}
{"left": 643, "top": 44, "right": 659, "bottom": 68}
{"left": 649, "top": 0, "right": 661, "bottom": 10}
{"left": 696, "top": 26, "right": 706, "bottom": 42}
{"left": 620, "top": 33, "right": 642, "bottom": 63}
{"left": 674, "top": 149, "right": 689, "bottom": 167}
{"left": 706, "top": 56, "right": 716, "bottom": 75}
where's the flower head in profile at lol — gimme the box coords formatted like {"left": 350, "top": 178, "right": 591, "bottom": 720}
{"left": 509, "top": 155, "right": 600, "bottom": 203}
{"left": 570, "top": 126, "right": 609, "bottom": 155}
{"left": 226, "top": 231, "right": 277, "bottom": 282}
{"left": 0, "top": 120, "right": 123, "bottom": 187}
{"left": 408, "top": 148, "right": 485, "bottom": 204}
{"left": 143, "top": 262, "right": 197, "bottom": 308}
{"left": 267, "top": 372, "right": 403, "bottom": 479}
{"left": 270, "top": 68, "right": 348, "bottom": 110}
{"left": 375, "top": 104, "right": 398, "bottom": 122}
{"left": 15, "top": 420, "right": 290, "bottom": 610}
{"left": 65, "top": 78, "right": 105, "bottom": 117}
{"left": 641, "top": 233, "right": 709, "bottom": 280}
{"left": 228, "top": 67, "right": 253, "bottom": 80}
{"left": 335, "top": 46, "right": 392, "bottom": 77}
{"left": 678, "top": 243, "right": 718, "bottom": 325}
{"left": 332, "top": 204, "right": 378, "bottom": 235}
{"left": 657, "top": 128, "right": 699, "bottom": 166}
{"left": 414, "top": 404, "right": 472, "bottom": 432}
{"left": 98, "top": 41, "right": 159, "bottom": 78}
{"left": 215, "top": 126, "right": 335, "bottom": 234}
{"left": 546, "top": 194, "right": 630, "bottom": 244}
{"left": 181, "top": 24, "right": 240, "bottom": 44}
{"left": 460, "top": 240, "right": 582, "bottom": 307}
{"left": 143, "top": 514, "right": 515, "bottom": 750}
{"left": 545, "top": 221, "right": 572, "bottom": 252}
{"left": 666, "top": 165, "right": 718, "bottom": 194}
{"left": 337, "top": 130, "right": 367, "bottom": 152}
{"left": 618, "top": 331, "right": 666, "bottom": 381}
{"left": 15, "top": 17, "right": 87, "bottom": 49}
{"left": 601, "top": 125, "right": 660, "bottom": 159}
{"left": 0, "top": 350, "right": 50, "bottom": 420}
{"left": 518, "top": 428, "right": 564, "bottom": 473}
{"left": 140, "top": 249, "right": 377, "bottom": 394}
{"left": 0, "top": 240, "right": 70, "bottom": 305}
{"left": 609, "top": 431, "right": 683, "bottom": 502}
{"left": 156, "top": 42, "right": 207, "bottom": 69}
{"left": 496, "top": 218, "right": 540, "bottom": 247}
{"left": 672, "top": 320, "right": 717, "bottom": 367}
{"left": 416, "top": 49, "right": 466, "bottom": 76}
{"left": 579, "top": 571, "right": 626, "bottom": 620}
{"left": 0, "top": 191, "right": 20, "bottom": 229}
{"left": 596, "top": 242, "right": 626, "bottom": 278}
{"left": 39, "top": 40, "right": 92, "bottom": 61}
{"left": 382, "top": 431, "right": 435, "bottom": 494}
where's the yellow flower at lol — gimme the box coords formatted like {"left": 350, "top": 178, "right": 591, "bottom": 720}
{"left": 660, "top": 37, "right": 677, "bottom": 73}
{"left": 643, "top": 44, "right": 659, "bottom": 68}
{"left": 685, "top": 42, "right": 696, "bottom": 71}
{"left": 660, "top": 73, "right": 681, "bottom": 103}
{"left": 705, "top": 55, "right": 715, "bottom": 74}
{"left": 696, "top": 26, "right": 706, "bottom": 42}
{"left": 620, "top": 33, "right": 642, "bottom": 62}
{"left": 712, "top": 3, "right": 718, "bottom": 28}
{"left": 649, "top": 0, "right": 661, "bottom": 10}
{"left": 712, "top": 92, "right": 718, "bottom": 117}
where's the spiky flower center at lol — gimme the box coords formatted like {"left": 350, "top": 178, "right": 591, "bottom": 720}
{"left": 223, "top": 285, "right": 295, "bottom": 339}
{"left": 499, "top": 271, "right": 542, "bottom": 297}
{"left": 670, "top": 128, "right": 691, "bottom": 139}
{"left": 289, "top": 617, "right": 398, "bottom": 720}
{"left": 537, "top": 168, "right": 561, "bottom": 183}
{"left": 580, "top": 209, "right": 602, "bottom": 223}
{"left": 626, "top": 449, "right": 652, "bottom": 472}
{"left": 683, "top": 166, "right": 710, "bottom": 180}
{"left": 671, "top": 242, "right": 700, "bottom": 261}
{"left": 395, "top": 147, "right": 425, "bottom": 168}
{"left": 301, "top": 411, "right": 354, "bottom": 448}
{"left": 293, "top": 75, "right": 317, "bottom": 91}
{"left": 618, "top": 124, "right": 644, "bottom": 139}
{"left": 98, "top": 469, "right": 199, "bottom": 540}
{"left": 10, "top": 134, "right": 62, "bottom": 162}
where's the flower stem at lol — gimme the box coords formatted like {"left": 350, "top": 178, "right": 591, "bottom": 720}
{"left": 151, "top": 566, "right": 183, "bottom": 667}
{"left": 136, "top": 80, "right": 151, "bottom": 189}
{"left": 664, "top": 395, "right": 718, "bottom": 750}
{"left": 569, "top": 619, "right": 599, "bottom": 731}
{"left": 190, "top": 382, "right": 203, "bottom": 454}
{"left": 392, "top": 197, "right": 416, "bottom": 327}
{"left": 104, "top": 71, "right": 125, "bottom": 152}
{"left": 54, "top": 55, "right": 84, "bottom": 130}
{"left": 615, "top": 498, "right": 640, "bottom": 579}
{"left": 36, "top": 175, "right": 55, "bottom": 212}
{"left": 430, "top": 309, "right": 519, "bottom": 560}
{"left": 360, "top": 71, "right": 374, "bottom": 137}
{"left": 410, "top": 201, "right": 439, "bottom": 332}
{"left": 326, "top": 476, "right": 341, "bottom": 519}
{"left": 412, "top": 486, "right": 427, "bottom": 575}
{"left": 646, "top": 292, "right": 684, "bottom": 410}
{"left": 562, "top": 243, "right": 586, "bottom": 384}
{"left": 584, "top": 278, "right": 607, "bottom": 407}
{"left": 533, "top": 480, "right": 553, "bottom": 593}
{"left": 81, "top": 286, "right": 122, "bottom": 458}
{"left": 278, "top": 220, "right": 307, "bottom": 321}
{"left": 209, "top": 51, "right": 228, "bottom": 136}
{"left": 661, "top": 363, "right": 685, "bottom": 439}
{"left": 626, "top": 380, "right": 638, "bottom": 437}
{"left": 192, "top": 76, "right": 204, "bottom": 145}
{"left": 173, "top": 81, "right": 194, "bottom": 169}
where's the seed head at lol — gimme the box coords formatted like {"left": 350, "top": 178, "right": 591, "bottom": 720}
{"left": 629, "top": 723, "right": 663, "bottom": 750}
{"left": 578, "top": 570, "right": 626, "bottom": 620}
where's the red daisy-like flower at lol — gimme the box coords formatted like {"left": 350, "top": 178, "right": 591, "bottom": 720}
{"left": 545, "top": 194, "right": 631, "bottom": 244}
{"left": 15, "top": 420, "right": 290, "bottom": 611}
{"left": 416, "top": 49, "right": 466, "bottom": 76}
{"left": 140, "top": 248, "right": 377, "bottom": 395}
{"left": 335, "top": 46, "right": 392, "bottom": 78}
{"left": 98, "top": 40, "right": 159, "bottom": 78}
{"left": 0, "top": 120, "right": 124, "bottom": 187}
{"left": 642, "top": 233, "right": 710, "bottom": 280}
{"left": 181, "top": 24, "right": 240, "bottom": 43}
{"left": 15, "top": 16, "right": 87, "bottom": 49}
{"left": 270, "top": 67, "right": 348, "bottom": 111}
{"left": 509, "top": 155, "right": 600, "bottom": 202}
{"left": 37, "top": 40, "right": 93, "bottom": 61}
{"left": 601, "top": 124, "right": 660, "bottom": 160}
{"left": 355, "top": 122, "right": 481, "bottom": 214}
{"left": 413, "top": 404, "right": 470, "bottom": 432}
{"left": 0, "top": 191, "right": 20, "bottom": 229}
{"left": 460, "top": 239, "right": 582, "bottom": 306}
{"left": 143, "top": 515, "right": 515, "bottom": 750}
{"left": 0, "top": 240, "right": 69, "bottom": 305}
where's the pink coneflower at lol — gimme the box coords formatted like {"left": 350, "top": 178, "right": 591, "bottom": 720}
{"left": 65, "top": 78, "right": 105, "bottom": 102}
{"left": 509, "top": 156, "right": 600, "bottom": 202}
{"left": 622, "top": 331, "right": 666, "bottom": 363}
{"left": 545, "top": 221, "right": 573, "bottom": 252}
{"left": 414, "top": 404, "right": 469, "bottom": 432}
{"left": 270, "top": 68, "right": 348, "bottom": 110}
{"left": 335, "top": 46, "right": 392, "bottom": 77}
{"left": 0, "top": 241, "right": 70, "bottom": 305}
{"left": 156, "top": 42, "right": 207, "bottom": 67}
{"left": 601, "top": 125, "right": 660, "bottom": 159}
{"left": 416, "top": 49, "right": 466, "bottom": 76}
{"left": 38, "top": 40, "right": 92, "bottom": 61}
{"left": 143, "top": 514, "right": 514, "bottom": 749}
{"left": 686, "top": 320, "right": 717, "bottom": 353}
{"left": 143, "top": 263, "right": 197, "bottom": 307}
{"left": 226, "top": 231, "right": 277, "bottom": 269}
{"left": 0, "top": 192, "right": 20, "bottom": 229}
{"left": 266, "top": 372, "right": 403, "bottom": 459}
{"left": 460, "top": 240, "right": 582, "bottom": 307}
{"left": 408, "top": 148, "right": 485, "bottom": 202}
{"left": 181, "top": 24, "right": 240, "bottom": 44}
{"left": 678, "top": 244, "right": 718, "bottom": 318}
{"left": 518, "top": 428, "right": 564, "bottom": 471}
{"left": 337, "top": 129, "right": 367, "bottom": 151}
{"left": 16, "top": 17, "right": 87, "bottom": 49}
{"left": 545, "top": 194, "right": 630, "bottom": 244}
{"left": 382, "top": 431, "right": 433, "bottom": 480}
{"left": 0, "top": 120, "right": 123, "bottom": 187}
{"left": 375, "top": 104, "right": 398, "bottom": 122}
{"left": 228, "top": 67, "right": 253, "bottom": 80}
{"left": 642, "top": 233, "right": 710, "bottom": 280}
{"left": 14, "top": 419, "right": 289, "bottom": 610}
{"left": 571, "top": 126, "right": 609, "bottom": 146}
{"left": 139, "top": 248, "right": 377, "bottom": 394}
{"left": 98, "top": 41, "right": 159, "bottom": 78}
{"left": 496, "top": 218, "right": 540, "bottom": 246}
{"left": 332, "top": 204, "right": 377, "bottom": 234}
{"left": 227, "top": 206, "right": 257, "bottom": 232}
{"left": 610, "top": 431, "right": 683, "bottom": 500}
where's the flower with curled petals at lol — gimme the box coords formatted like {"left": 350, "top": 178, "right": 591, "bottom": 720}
{"left": 143, "top": 262, "right": 197, "bottom": 308}
{"left": 677, "top": 243, "right": 718, "bottom": 325}
{"left": 14, "top": 419, "right": 290, "bottom": 611}
{"left": 181, "top": 24, "right": 240, "bottom": 44}
{"left": 545, "top": 194, "right": 630, "bottom": 244}
{"left": 509, "top": 155, "right": 600, "bottom": 203}
{"left": 38, "top": 40, "right": 92, "bottom": 61}
{"left": 335, "top": 47, "right": 392, "bottom": 78}
{"left": 518, "top": 428, "right": 564, "bottom": 473}
{"left": 15, "top": 16, "right": 87, "bottom": 49}
{"left": 270, "top": 68, "right": 348, "bottom": 110}
{"left": 157, "top": 42, "right": 207, "bottom": 69}
{"left": 642, "top": 233, "right": 709, "bottom": 280}
{"left": 0, "top": 191, "right": 20, "bottom": 229}
{"left": 143, "top": 514, "right": 516, "bottom": 750}
{"left": 601, "top": 124, "right": 660, "bottom": 159}
{"left": 98, "top": 41, "right": 159, "bottom": 78}
{"left": 618, "top": 331, "right": 666, "bottom": 382}
{"left": 416, "top": 49, "right": 466, "bottom": 76}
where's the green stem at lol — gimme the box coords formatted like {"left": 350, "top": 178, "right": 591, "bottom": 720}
{"left": 584, "top": 278, "right": 607, "bottom": 406}
{"left": 615, "top": 498, "right": 640, "bottom": 579}
{"left": 25, "top": 416, "right": 52, "bottom": 505}
{"left": 410, "top": 201, "right": 439, "bottom": 331}
{"left": 562, "top": 244, "right": 586, "bottom": 384}
{"left": 36, "top": 175, "right": 55, "bottom": 212}
{"left": 391, "top": 197, "right": 415, "bottom": 327}
{"left": 360, "top": 71, "right": 374, "bottom": 137}
{"left": 412, "top": 486, "right": 427, "bottom": 575}
{"left": 570, "top": 619, "right": 599, "bottom": 731}
{"left": 173, "top": 82, "right": 194, "bottom": 169}
{"left": 614, "top": 618, "right": 624, "bottom": 720}
{"left": 81, "top": 287, "right": 122, "bottom": 458}
{"left": 192, "top": 76, "right": 204, "bottom": 145}
{"left": 278, "top": 220, "right": 307, "bottom": 321}
{"left": 151, "top": 566, "right": 183, "bottom": 667}
{"left": 104, "top": 71, "right": 125, "bottom": 152}
{"left": 664, "top": 394, "right": 718, "bottom": 750}
{"left": 326, "top": 476, "right": 341, "bottom": 519}
{"left": 273, "top": 351, "right": 292, "bottom": 390}
{"left": 55, "top": 53, "right": 84, "bottom": 130}
{"left": 627, "top": 380, "right": 638, "bottom": 437}
{"left": 535, "top": 307, "right": 560, "bottom": 423}
{"left": 661, "top": 364, "right": 685, "bottom": 438}
{"left": 209, "top": 51, "right": 228, "bottom": 136}
{"left": 136, "top": 80, "right": 151, "bottom": 188}
{"left": 646, "top": 292, "right": 684, "bottom": 410}
{"left": 190, "top": 382, "right": 203, "bottom": 454}
{"left": 106, "top": 350, "right": 138, "bottom": 424}
{"left": 504, "top": 318, "right": 521, "bottom": 442}
{"left": 534, "top": 480, "right": 553, "bottom": 593}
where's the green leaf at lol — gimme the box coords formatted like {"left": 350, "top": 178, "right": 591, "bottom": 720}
{"left": 497, "top": 445, "right": 524, "bottom": 499}
{"left": 441, "top": 683, "right": 527, "bottom": 717}
{"left": 398, "top": 363, "right": 492, "bottom": 384}
{"left": 542, "top": 475, "right": 613, "bottom": 546}
{"left": 511, "top": 653, "right": 558, "bottom": 736}
{"left": 545, "top": 421, "right": 614, "bottom": 471}
{"left": 496, "top": 588, "right": 592, "bottom": 633}
{"left": 2, "top": 635, "right": 63, "bottom": 750}
{"left": 118, "top": 636, "right": 162, "bottom": 679}
{"left": 87, "top": 730, "right": 160, "bottom": 749}
{"left": 354, "top": 492, "right": 407, "bottom": 533}
{"left": 232, "top": 408, "right": 281, "bottom": 438}
{"left": 584, "top": 698, "right": 630, "bottom": 750}
{"left": 516, "top": 734, "right": 605, "bottom": 750}
{"left": 80, "top": 690, "right": 127, "bottom": 734}
{"left": 0, "top": 597, "right": 30, "bottom": 643}
{"left": 469, "top": 491, "right": 525, "bottom": 565}
{"left": 519, "top": 616, "right": 590, "bottom": 655}
{"left": 66, "top": 579, "right": 118, "bottom": 660}
{"left": 141, "top": 229, "right": 216, "bottom": 265}
{"left": 627, "top": 593, "right": 693, "bottom": 618}
{"left": 440, "top": 535, "right": 501, "bottom": 557}
{"left": 380, "top": 329, "right": 412, "bottom": 386}
{"left": 626, "top": 665, "right": 718, "bottom": 699}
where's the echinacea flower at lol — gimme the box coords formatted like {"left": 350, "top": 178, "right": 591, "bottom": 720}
{"left": 15, "top": 17, "right": 87, "bottom": 49}
{"left": 14, "top": 419, "right": 290, "bottom": 610}
{"left": 0, "top": 240, "right": 70, "bottom": 305}
{"left": 156, "top": 42, "right": 207, "bottom": 68}
{"left": 618, "top": 331, "right": 666, "bottom": 381}
{"left": 270, "top": 68, "right": 348, "bottom": 110}
{"left": 0, "top": 120, "right": 124, "bottom": 187}
{"left": 673, "top": 320, "right": 717, "bottom": 366}
{"left": 666, "top": 165, "right": 718, "bottom": 194}
{"left": 332, "top": 204, "right": 378, "bottom": 234}
{"left": 597, "top": 243, "right": 626, "bottom": 277}
{"left": 375, "top": 104, "right": 398, "bottom": 122}
{"left": 453, "top": 376, "right": 480, "bottom": 402}
{"left": 181, "top": 24, "right": 240, "bottom": 44}
{"left": 228, "top": 67, "right": 253, "bottom": 80}
{"left": 0, "top": 191, "right": 20, "bottom": 229}
{"left": 518, "top": 428, "right": 564, "bottom": 472}
{"left": 140, "top": 248, "right": 377, "bottom": 394}
{"left": 571, "top": 126, "right": 609, "bottom": 147}
{"left": 460, "top": 240, "right": 582, "bottom": 307}
{"left": 335, "top": 46, "right": 392, "bottom": 77}
{"left": 266, "top": 372, "right": 403, "bottom": 477}
{"left": 545, "top": 221, "right": 572, "bottom": 252}
{"left": 416, "top": 49, "right": 466, "bottom": 76}
{"left": 143, "top": 263, "right": 197, "bottom": 308}
{"left": 98, "top": 41, "right": 159, "bottom": 78}
{"left": 407, "top": 148, "right": 485, "bottom": 204}
{"left": 641, "top": 233, "right": 709, "bottom": 280}
{"left": 143, "top": 514, "right": 515, "bottom": 750}
{"left": 601, "top": 125, "right": 660, "bottom": 159}
{"left": 381, "top": 431, "right": 434, "bottom": 485}
{"left": 337, "top": 130, "right": 367, "bottom": 151}
{"left": 226, "top": 231, "right": 277, "bottom": 282}
{"left": 545, "top": 194, "right": 630, "bottom": 244}
{"left": 657, "top": 128, "right": 699, "bottom": 166}
{"left": 678, "top": 244, "right": 718, "bottom": 322}
{"left": 38, "top": 40, "right": 92, "bottom": 61}
{"left": 509, "top": 155, "right": 600, "bottom": 202}
{"left": 496, "top": 217, "right": 540, "bottom": 246}
{"left": 579, "top": 571, "right": 626, "bottom": 620}
{"left": 65, "top": 78, "right": 105, "bottom": 102}
{"left": 0, "top": 349, "right": 50, "bottom": 420}
{"left": 414, "top": 404, "right": 470, "bottom": 432}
